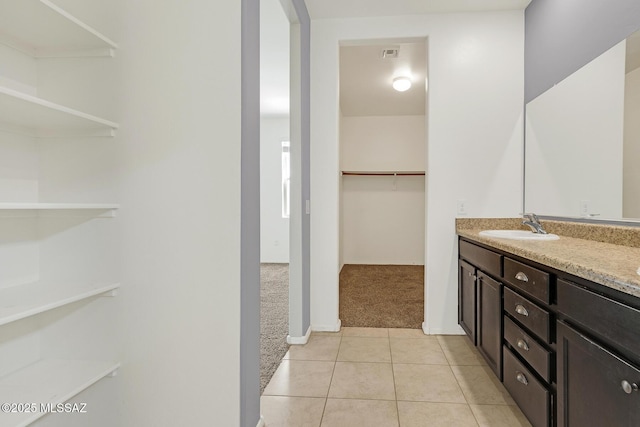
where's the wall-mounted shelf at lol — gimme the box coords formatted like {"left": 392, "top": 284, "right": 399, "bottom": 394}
{"left": 0, "top": 203, "right": 119, "bottom": 218}
{"left": 341, "top": 171, "right": 426, "bottom": 176}
{"left": 0, "top": 86, "right": 119, "bottom": 137}
{"left": 0, "top": 203, "right": 119, "bottom": 210}
{"left": 0, "top": 0, "right": 118, "bottom": 58}
{"left": 0, "top": 359, "right": 120, "bottom": 427}
{"left": 0, "top": 282, "right": 119, "bottom": 327}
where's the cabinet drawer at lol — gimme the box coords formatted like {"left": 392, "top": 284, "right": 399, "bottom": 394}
{"left": 503, "top": 347, "right": 551, "bottom": 427}
{"left": 504, "top": 315, "right": 552, "bottom": 383}
{"left": 504, "top": 287, "right": 551, "bottom": 343}
{"left": 504, "top": 258, "right": 550, "bottom": 304}
{"left": 459, "top": 240, "right": 501, "bottom": 277}
{"left": 557, "top": 279, "right": 640, "bottom": 358}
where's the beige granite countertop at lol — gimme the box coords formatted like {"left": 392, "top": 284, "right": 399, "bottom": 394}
{"left": 456, "top": 218, "right": 640, "bottom": 299}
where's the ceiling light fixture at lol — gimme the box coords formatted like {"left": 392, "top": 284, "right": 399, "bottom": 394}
{"left": 392, "top": 76, "right": 412, "bottom": 92}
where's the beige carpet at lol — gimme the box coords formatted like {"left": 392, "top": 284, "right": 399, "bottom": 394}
{"left": 339, "top": 264, "right": 424, "bottom": 329}
{"left": 260, "top": 263, "right": 289, "bottom": 394}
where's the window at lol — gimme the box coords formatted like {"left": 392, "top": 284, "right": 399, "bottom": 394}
{"left": 281, "top": 141, "right": 290, "bottom": 218}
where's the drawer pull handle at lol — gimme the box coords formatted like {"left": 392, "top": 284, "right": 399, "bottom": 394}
{"left": 516, "top": 371, "right": 529, "bottom": 385}
{"left": 517, "top": 339, "right": 530, "bottom": 351}
{"left": 515, "top": 272, "right": 529, "bottom": 282}
{"left": 515, "top": 304, "right": 529, "bottom": 317}
{"left": 622, "top": 380, "right": 639, "bottom": 394}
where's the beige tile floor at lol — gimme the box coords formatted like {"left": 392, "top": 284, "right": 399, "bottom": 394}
{"left": 261, "top": 328, "right": 532, "bottom": 427}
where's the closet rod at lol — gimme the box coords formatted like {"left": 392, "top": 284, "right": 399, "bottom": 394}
{"left": 341, "top": 171, "right": 425, "bottom": 176}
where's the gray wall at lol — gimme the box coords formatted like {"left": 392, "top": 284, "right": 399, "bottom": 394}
{"left": 525, "top": 0, "right": 640, "bottom": 102}
{"left": 241, "top": 0, "right": 311, "bottom": 425}
{"left": 241, "top": 0, "right": 261, "bottom": 425}
{"left": 291, "top": 0, "right": 311, "bottom": 335}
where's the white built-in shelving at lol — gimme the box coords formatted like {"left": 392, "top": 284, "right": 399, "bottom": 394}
{"left": 0, "top": 86, "right": 119, "bottom": 137}
{"left": 0, "top": 0, "right": 118, "bottom": 58}
{"left": 0, "top": 282, "right": 120, "bottom": 327}
{"left": 0, "top": 1, "right": 121, "bottom": 423}
{"left": 0, "top": 359, "right": 120, "bottom": 427}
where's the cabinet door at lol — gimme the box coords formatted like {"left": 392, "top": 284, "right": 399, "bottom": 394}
{"left": 477, "top": 272, "right": 502, "bottom": 379}
{"left": 557, "top": 321, "right": 640, "bottom": 427}
{"left": 459, "top": 259, "right": 477, "bottom": 344}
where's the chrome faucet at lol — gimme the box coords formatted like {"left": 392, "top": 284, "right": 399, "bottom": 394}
{"left": 523, "top": 213, "right": 548, "bottom": 234}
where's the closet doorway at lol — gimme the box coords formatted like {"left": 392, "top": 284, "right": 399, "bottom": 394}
{"left": 339, "top": 39, "right": 427, "bottom": 329}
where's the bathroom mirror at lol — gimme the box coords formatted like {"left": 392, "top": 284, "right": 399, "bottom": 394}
{"left": 525, "top": 29, "right": 640, "bottom": 221}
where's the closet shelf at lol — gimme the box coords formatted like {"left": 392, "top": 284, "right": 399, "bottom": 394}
{"left": 0, "top": 0, "right": 118, "bottom": 57}
{"left": 0, "top": 203, "right": 119, "bottom": 217}
{"left": 0, "top": 203, "right": 119, "bottom": 211}
{"left": 0, "top": 86, "right": 119, "bottom": 137}
{"left": 341, "top": 171, "right": 425, "bottom": 176}
{"left": 0, "top": 359, "right": 120, "bottom": 427}
{"left": 0, "top": 282, "right": 119, "bottom": 327}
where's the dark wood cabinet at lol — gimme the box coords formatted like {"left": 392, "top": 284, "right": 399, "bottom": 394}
{"left": 557, "top": 321, "right": 640, "bottom": 427}
{"left": 459, "top": 239, "right": 549, "bottom": 426}
{"left": 458, "top": 237, "right": 640, "bottom": 427}
{"left": 458, "top": 259, "right": 477, "bottom": 344}
{"left": 458, "top": 242, "right": 504, "bottom": 374}
{"left": 477, "top": 272, "right": 502, "bottom": 379}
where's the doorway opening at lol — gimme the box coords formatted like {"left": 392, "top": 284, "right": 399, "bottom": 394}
{"left": 259, "top": 0, "right": 291, "bottom": 393}
{"left": 338, "top": 38, "right": 428, "bottom": 329}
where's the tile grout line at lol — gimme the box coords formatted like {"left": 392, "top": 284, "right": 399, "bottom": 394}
{"left": 439, "top": 336, "right": 482, "bottom": 427}
{"left": 388, "top": 329, "right": 402, "bottom": 426}
{"left": 318, "top": 331, "right": 342, "bottom": 426}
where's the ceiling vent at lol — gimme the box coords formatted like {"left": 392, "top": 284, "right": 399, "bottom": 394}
{"left": 381, "top": 48, "right": 399, "bottom": 59}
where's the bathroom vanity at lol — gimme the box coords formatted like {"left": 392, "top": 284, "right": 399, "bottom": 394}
{"left": 457, "top": 219, "right": 640, "bottom": 427}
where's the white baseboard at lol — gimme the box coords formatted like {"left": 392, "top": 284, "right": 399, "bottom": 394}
{"left": 422, "top": 322, "right": 466, "bottom": 335}
{"left": 256, "top": 415, "right": 265, "bottom": 427}
{"left": 287, "top": 326, "right": 311, "bottom": 345}
{"left": 311, "top": 319, "right": 342, "bottom": 332}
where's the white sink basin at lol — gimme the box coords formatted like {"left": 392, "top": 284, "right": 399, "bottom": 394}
{"left": 479, "top": 229, "right": 560, "bottom": 241}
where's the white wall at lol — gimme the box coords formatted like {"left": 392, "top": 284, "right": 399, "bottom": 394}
{"left": 311, "top": 12, "right": 524, "bottom": 333}
{"left": 261, "top": 117, "right": 290, "bottom": 262}
{"left": 624, "top": 66, "right": 640, "bottom": 218}
{"left": 342, "top": 176, "right": 425, "bottom": 264}
{"left": 116, "top": 0, "right": 242, "bottom": 425}
{"left": 0, "top": 45, "right": 38, "bottom": 203}
{"left": 526, "top": 41, "right": 625, "bottom": 218}
{"left": 341, "top": 115, "right": 425, "bottom": 171}
{"left": 341, "top": 115, "right": 425, "bottom": 265}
